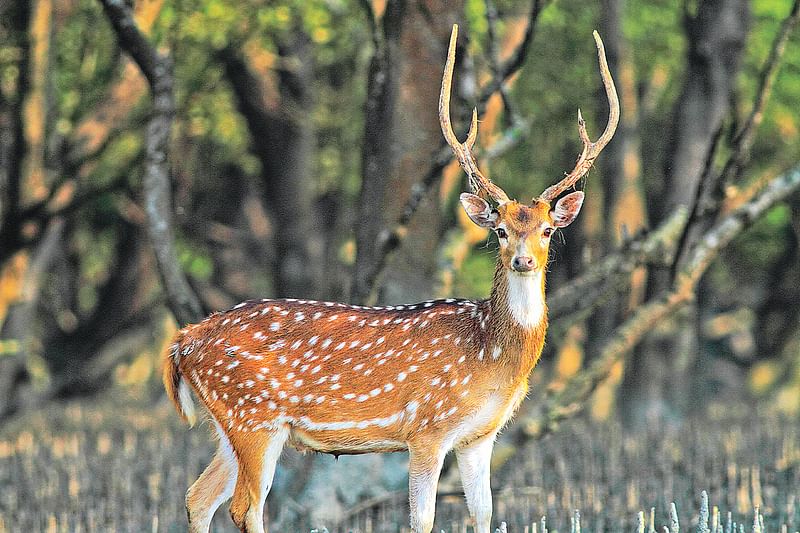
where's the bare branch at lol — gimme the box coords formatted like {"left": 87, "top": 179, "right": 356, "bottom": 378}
{"left": 669, "top": 124, "right": 724, "bottom": 281}
{"left": 726, "top": 0, "right": 800, "bottom": 175}
{"left": 98, "top": 0, "right": 163, "bottom": 88}
{"left": 478, "top": 0, "right": 548, "bottom": 108}
{"left": 549, "top": 207, "right": 688, "bottom": 322}
{"left": 98, "top": 0, "right": 204, "bottom": 326}
{"left": 484, "top": 0, "right": 516, "bottom": 123}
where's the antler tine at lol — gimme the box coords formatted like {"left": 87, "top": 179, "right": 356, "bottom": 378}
{"left": 440, "top": 24, "right": 510, "bottom": 205}
{"left": 539, "top": 30, "right": 620, "bottom": 203}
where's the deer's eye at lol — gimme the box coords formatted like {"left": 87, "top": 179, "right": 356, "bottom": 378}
{"left": 543, "top": 227, "right": 553, "bottom": 238}
{"left": 496, "top": 228, "right": 508, "bottom": 239}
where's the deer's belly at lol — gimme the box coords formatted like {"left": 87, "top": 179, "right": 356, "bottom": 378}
{"left": 447, "top": 385, "right": 528, "bottom": 449}
{"left": 288, "top": 427, "right": 406, "bottom": 455}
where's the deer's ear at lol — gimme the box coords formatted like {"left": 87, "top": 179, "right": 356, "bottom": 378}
{"left": 460, "top": 193, "right": 498, "bottom": 228}
{"left": 551, "top": 191, "right": 584, "bottom": 228}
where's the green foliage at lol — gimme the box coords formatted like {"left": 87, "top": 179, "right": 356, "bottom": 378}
{"left": 53, "top": 0, "right": 119, "bottom": 124}
{"left": 719, "top": 203, "right": 794, "bottom": 285}
{"left": 178, "top": 242, "right": 215, "bottom": 281}
{"left": 464, "top": 0, "right": 488, "bottom": 42}
{"left": 454, "top": 245, "right": 496, "bottom": 298}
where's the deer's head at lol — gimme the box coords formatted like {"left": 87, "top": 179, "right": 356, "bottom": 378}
{"left": 459, "top": 192, "right": 583, "bottom": 275}
{"left": 440, "top": 25, "right": 618, "bottom": 276}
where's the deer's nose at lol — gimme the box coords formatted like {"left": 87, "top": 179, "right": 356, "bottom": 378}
{"left": 512, "top": 256, "right": 536, "bottom": 272}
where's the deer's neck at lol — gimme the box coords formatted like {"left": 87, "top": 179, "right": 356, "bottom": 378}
{"left": 486, "top": 260, "right": 548, "bottom": 372}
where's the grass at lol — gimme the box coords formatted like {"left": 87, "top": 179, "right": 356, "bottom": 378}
{"left": 0, "top": 397, "right": 798, "bottom": 532}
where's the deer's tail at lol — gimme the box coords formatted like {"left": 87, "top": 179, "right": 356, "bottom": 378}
{"left": 163, "top": 331, "right": 197, "bottom": 426}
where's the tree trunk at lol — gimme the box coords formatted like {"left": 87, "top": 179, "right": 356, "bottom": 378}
{"left": 43, "top": 221, "right": 151, "bottom": 396}
{"left": 218, "top": 33, "right": 323, "bottom": 300}
{"left": 100, "top": 0, "right": 205, "bottom": 327}
{"left": 352, "top": 0, "right": 465, "bottom": 305}
{"left": 620, "top": 0, "right": 750, "bottom": 427}
{"left": 0, "top": 219, "right": 64, "bottom": 420}
{"left": 587, "top": 0, "right": 643, "bottom": 357}
{"left": 0, "top": 0, "right": 32, "bottom": 260}
{"left": 351, "top": 0, "right": 406, "bottom": 305}
{"left": 752, "top": 194, "right": 800, "bottom": 362}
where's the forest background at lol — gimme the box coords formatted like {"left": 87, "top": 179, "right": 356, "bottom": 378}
{"left": 0, "top": 0, "right": 799, "bottom": 531}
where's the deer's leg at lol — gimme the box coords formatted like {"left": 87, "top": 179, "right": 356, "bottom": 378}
{"left": 407, "top": 442, "right": 447, "bottom": 533}
{"left": 455, "top": 434, "right": 495, "bottom": 533}
{"left": 229, "top": 425, "right": 289, "bottom": 533}
{"left": 186, "top": 425, "right": 238, "bottom": 533}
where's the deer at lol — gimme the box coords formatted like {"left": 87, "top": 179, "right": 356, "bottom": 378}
{"left": 163, "top": 24, "right": 618, "bottom": 533}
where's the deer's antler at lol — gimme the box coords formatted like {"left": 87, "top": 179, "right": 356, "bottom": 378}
{"left": 440, "top": 25, "right": 511, "bottom": 205}
{"left": 538, "top": 31, "right": 619, "bottom": 203}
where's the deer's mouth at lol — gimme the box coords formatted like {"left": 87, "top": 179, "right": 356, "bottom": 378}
{"left": 509, "top": 266, "right": 542, "bottom": 277}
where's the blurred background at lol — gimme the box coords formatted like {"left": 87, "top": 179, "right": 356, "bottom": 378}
{"left": 0, "top": 0, "right": 799, "bottom": 531}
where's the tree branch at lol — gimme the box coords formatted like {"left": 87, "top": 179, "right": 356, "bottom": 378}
{"left": 97, "top": 0, "right": 163, "bottom": 88}
{"left": 17, "top": 174, "right": 129, "bottom": 225}
{"left": 549, "top": 207, "right": 688, "bottom": 322}
{"left": 725, "top": 0, "right": 800, "bottom": 177}
{"left": 98, "top": 0, "right": 204, "bottom": 326}
{"left": 485, "top": 0, "right": 517, "bottom": 123}
{"left": 669, "top": 124, "right": 724, "bottom": 281}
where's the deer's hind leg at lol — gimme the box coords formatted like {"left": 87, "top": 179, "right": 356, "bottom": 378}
{"left": 186, "top": 421, "right": 238, "bottom": 533}
{"left": 228, "top": 425, "right": 289, "bottom": 533}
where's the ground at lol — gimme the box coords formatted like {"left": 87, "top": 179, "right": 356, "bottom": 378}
{"left": 0, "top": 394, "right": 797, "bottom": 532}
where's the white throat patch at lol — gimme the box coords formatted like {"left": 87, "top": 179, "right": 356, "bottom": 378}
{"left": 506, "top": 270, "right": 545, "bottom": 329}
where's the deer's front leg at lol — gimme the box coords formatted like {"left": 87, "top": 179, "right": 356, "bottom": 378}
{"left": 407, "top": 443, "right": 447, "bottom": 533}
{"left": 455, "top": 434, "right": 495, "bottom": 533}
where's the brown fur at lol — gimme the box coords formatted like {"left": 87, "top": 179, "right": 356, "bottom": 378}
{"left": 168, "top": 297, "right": 534, "bottom": 450}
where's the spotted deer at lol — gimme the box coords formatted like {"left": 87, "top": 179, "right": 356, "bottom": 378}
{"left": 164, "top": 24, "right": 618, "bottom": 533}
